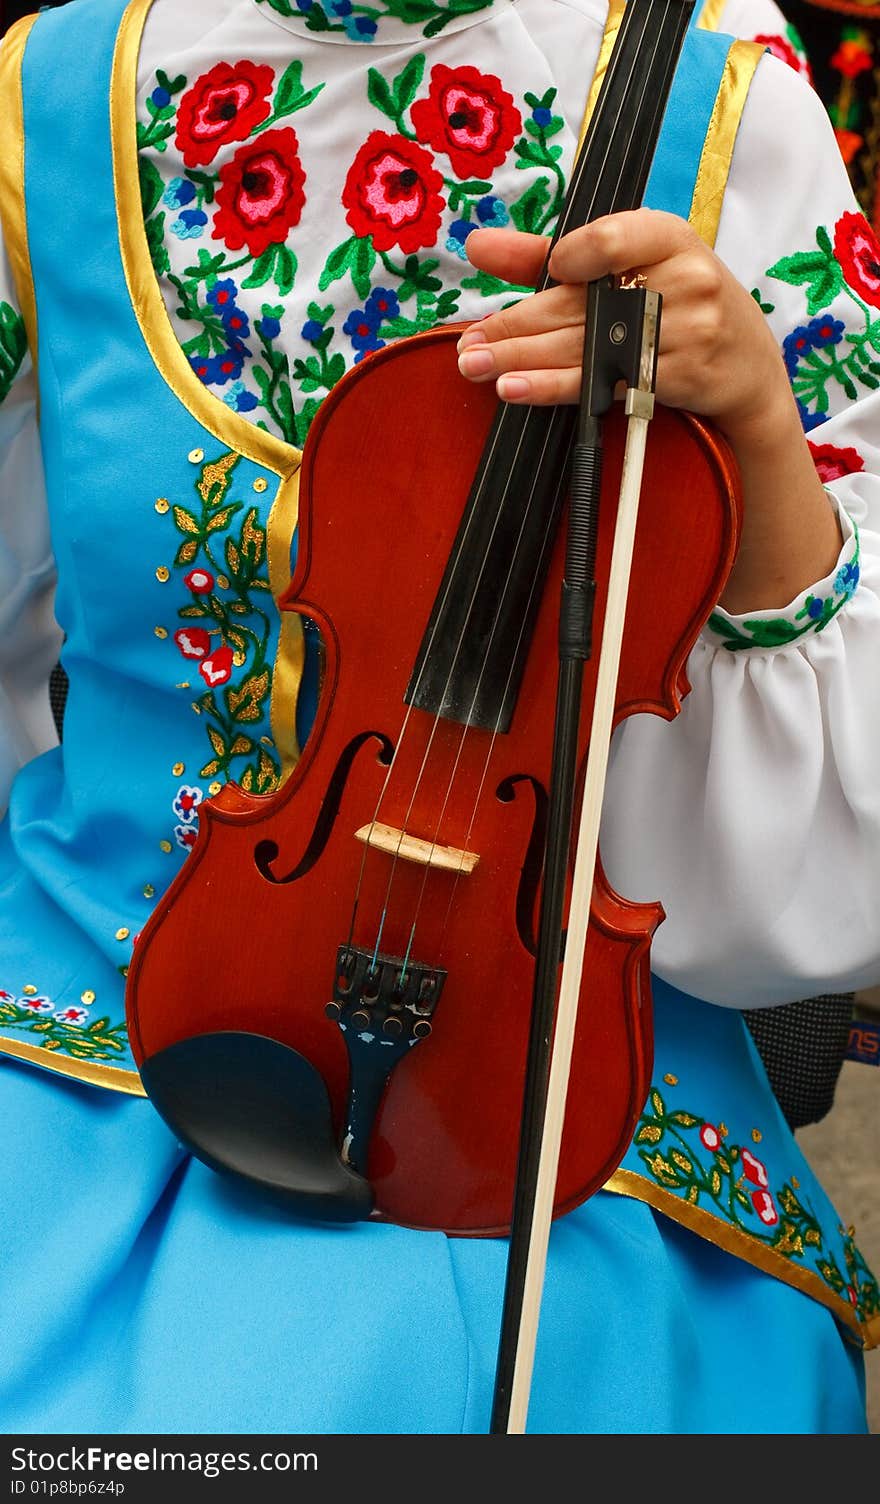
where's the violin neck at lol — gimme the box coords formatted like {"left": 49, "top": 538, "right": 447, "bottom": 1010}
{"left": 405, "top": 0, "right": 695, "bottom": 736}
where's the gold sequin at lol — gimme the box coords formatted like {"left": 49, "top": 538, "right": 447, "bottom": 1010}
{"left": 160, "top": 840, "right": 173, "bottom": 853}
{"left": 121, "top": 966, "right": 129, "bottom": 979}
{"left": 191, "top": 702, "right": 202, "bottom": 715}
{"left": 791, "top": 1176, "right": 800, "bottom": 1189}
{"left": 253, "top": 477, "right": 268, "bottom": 493}
{"left": 233, "top": 650, "right": 246, "bottom": 667}
{"left": 217, "top": 574, "right": 230, "bottom": 590}
{"left": 663, "top": 1073, "right": 678, "bottom": 1086}
{"left": 260, "top": 735, "right": 273, "bottom": 746}
{"left": 718, "top": 1122, "right": 729, "bottom": 1138}
{"left": 22, "top": 984, "right": 37, "bottom": 996}
{"left": 751, "top": 1129, "right": 762, "bottom": 1143}
{"left": 81, "top": 990, "right": 96, "bottom": 1005}
{"left": 207, "top": 781, "right": 221, "bottom": 796}
{"left": 188, "top": 447, "right": 204, "bottom": 464}
{"left": 154, "top": 626, "right": 168, "bottom": 639}
{"left": 156, "top": 566, "right": 170, "bottom": 583}
{"left": 155, "top": 497, "right": 169, "bottom": 514}
{"left": 115, "top": 927, "right": 130, "bottom": 942}
{"left": 172, "top": 762, "right": 185, "bottom": 777}
{"left": 143, "top": 884, "right": 155, "bottom": 899}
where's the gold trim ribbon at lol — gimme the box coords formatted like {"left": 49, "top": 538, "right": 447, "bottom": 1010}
{"left": 688, "top": 40, "right": 765, "bottom": 249}
{"left": 0, "top": 1037, "right": 145, "bottom": 1096}
{"left": 0, "top": 14, "right": 40, "bottom": 371}
{"left": 604, "top": 1168, "right": 880, "bottom": 1349}
{"left": 111, "top": 0, "right": 306, "bottom": 777}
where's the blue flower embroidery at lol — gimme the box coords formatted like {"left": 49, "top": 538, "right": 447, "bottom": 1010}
{"left": 476, "top": 195, "right": 510, "bottom": 228}
{"left": 189, "top": 345, "right": 248, "bottom": 386}
{"left": 343, "top": 287, "right": 399, "bottom": 362}
{"left": 834, "top": 559, "right": 860, "bottom": 597}
{"left": 783, "top": 315, "right": 845, "bottom": 376}
{"left": 171, "top": 208, "right": 208, "bottom": 240}
{"left": 163, "top": 177, "right": 196, "bottom": 210}
{"left": 796, "top": 399, "right": 827, "bottom": 433}
{"left": 446, "top": 219, "right": 475, "bottom": 260}
{"left": 223, "top": 380, "right": 259, "bottom": 413}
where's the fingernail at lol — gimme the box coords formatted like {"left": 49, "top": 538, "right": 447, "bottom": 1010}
{"left": 456, "top": 328, "right": 487, "bottom": 353}
{"left": 458, "top": 347, "right": 495, "bottom": 377}
{"left": 497, "top": 374, "right": 530, "bottom": 401}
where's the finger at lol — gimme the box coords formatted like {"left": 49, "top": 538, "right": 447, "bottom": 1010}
{"left": 548, "top": 208, "right": 697, "bottom": 285}
{"left": 457, "top": 285, "right": 585, "bottom": 355}
{"left": 464, "top": 226, "right": 550, "bottom": 287}
{"left": 494, "top": 367, "right": 582, "bottom": 406}
{"left": 457, "top": 324, "right": 585, "bottom": 383}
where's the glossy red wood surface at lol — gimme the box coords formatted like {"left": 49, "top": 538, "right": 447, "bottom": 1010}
{"left": 126, "top": 326, "right": 741, "bottom": 1234}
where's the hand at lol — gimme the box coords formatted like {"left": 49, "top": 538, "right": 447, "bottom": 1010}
{"left": 457, "top": 210, "right": 842, "bottom": 615}
{"left": 457, "top": 208, "right": 789, "bottom": 448}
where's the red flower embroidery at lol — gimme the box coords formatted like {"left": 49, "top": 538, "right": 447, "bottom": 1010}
{"left": 410, "top": 65, "right": 521, "bottom": 179}
{"left": 184, "top": 568, "right": 215, "bottom": 594}
{"left": 741, "top": 1148, "right": 769, "bottom": 1188}
{"left": 174, "top": 626, "right": 211, "bottom": 660}
{"left": 176, "top": 61, "right": 275, "bottom": 168}
{"left": 199, "top": 644, "right": 234, "bottom": 687}
{"left": 807, "top": 441, "right": 865, "bottom": 483}
{"left": 750, "top": 1189, "right": 779, "bottom": 1226}
{"left": 213, "top": 128, "right": 306, "bottom": 258}
{"left": 699, "top": 1123, "right": 721, "bottom": 1152}
{"left": 834, "top": 211, "right": 880, "bottom": 308}
{"left": 342, "top": 132, "right": 445, "bottom": 253}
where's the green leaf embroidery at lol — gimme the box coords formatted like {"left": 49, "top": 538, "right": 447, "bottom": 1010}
{"left": 0, "top": 302, "right": 27, "bottom": 405}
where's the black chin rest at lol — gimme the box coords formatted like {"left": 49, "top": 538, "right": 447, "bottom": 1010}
{"left": 140, "top": 1031, "right": 374, "bottom": 1223}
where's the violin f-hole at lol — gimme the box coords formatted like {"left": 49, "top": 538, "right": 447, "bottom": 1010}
{"left": 254, "top": 730, "right": 394, "bottom": 885}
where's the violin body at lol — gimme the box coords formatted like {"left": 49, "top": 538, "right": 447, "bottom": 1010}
{"left": 126, "top": 325, "right": 740, "bottom": 1234}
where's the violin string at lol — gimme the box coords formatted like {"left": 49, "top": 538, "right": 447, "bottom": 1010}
{"left": 352, "top": 0, "right": 660, "bottom": 966}
{"left": 386, "top": 2, "right": 666, "bottom": 964}
{"left": 346, "top": 0, "right": 661, "bottom": 969}
{"left": 397, "top": 2, "right": 664, "bottom": 962}
{"left": 355, "top": 404, "right": 558, "bottom": 972}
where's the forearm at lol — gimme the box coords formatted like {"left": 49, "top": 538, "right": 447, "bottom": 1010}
{"left": 718, "top": 379, "right": 843, "bottom": 613}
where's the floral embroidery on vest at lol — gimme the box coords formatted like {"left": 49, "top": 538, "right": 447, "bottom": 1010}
{"left": 634, "top": 1083, "right": 880, "bottom": 1326}
{"left": 0, "top": 303, "right": 26, "bottom": 405}
{"left": 0, "top": 988, "right": 129, "bottom": 1063}
{"left": 254, "top": 0, "right": 496, "bottom": 45}
{"left": 164, "top": 449, "right": 281, "bottom": 796}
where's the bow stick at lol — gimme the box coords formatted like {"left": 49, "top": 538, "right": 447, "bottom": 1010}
{"left": 495, "top": 281, "right": 661, "bottom": 1433}
{"left": 489, "top": 0, "right": 694, "bottom": 1434}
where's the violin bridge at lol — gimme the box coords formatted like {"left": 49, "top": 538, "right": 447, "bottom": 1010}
{"left": 354, "top": 822, "right": 479, "bottom": 874}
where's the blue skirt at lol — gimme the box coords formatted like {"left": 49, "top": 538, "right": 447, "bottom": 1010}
{"left": 0, "top": 1055, "right": 866, "bottom": 1434}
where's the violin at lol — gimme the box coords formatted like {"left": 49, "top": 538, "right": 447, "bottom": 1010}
{"left": 125, "top": 0, "right": 741, "bottom": 1238}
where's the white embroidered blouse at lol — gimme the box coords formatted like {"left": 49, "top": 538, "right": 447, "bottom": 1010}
{"left": 1, "top": 0, "right": 878, "bottom": 1009}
